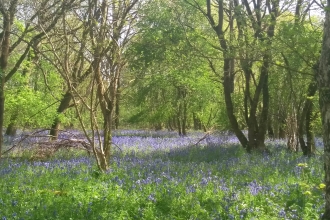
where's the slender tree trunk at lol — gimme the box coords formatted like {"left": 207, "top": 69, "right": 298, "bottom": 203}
{"left": 114, "top": 93, "right": 120, "bottom": 129}
{"left": 0, "top": 88, "right": 4, "bottom": 157}
{"left": 5, "top": 122, "right": 16, "bottom": 136}
{"left": 287, "top": 108, "right": 299, "bottom": 152}
{"left": 167, "top": 118, "right": 174, "bottom": 131}
{"left": 193, "top": 113, "right": 202, "bottom": 130}
{"left": 305, "top": 102, "right": 315, "bottom": 155}
{"left": 223, "top": 58, "right": 249, "bottom": 149}
{"left": 176, "top": 87, "right": 187, "bottom": 136}
{"left": 102, "top": 111, "right": 112, "bottom": 170}
{"left": 298, "top": 81, "right": 317, "bottom": 156}
{"left": 182, "top": 100, "right": 187, "bottom": 136}
{"left": 257, "top": 55, "right": 270, "bottom": 146}
{"left": 279, "top": 120, "right": 286, "bottom": 139}
{"left": 49, "top": 90, "right": 72, "bottom": 140}
{"left": 177, "top": 113, "right": 182, "bottom": 136}
{"left": 154, "top": 123, "right": 162, "bottom": 131}
{"left": 318, "top": 3, "right": 330, "bottom": 217}
{"left": 5, "top": 113, "right": 17, "bottom": 136}
{"left": 268, "top": 117, "right": 274, "bottom": 139}
{"left": 114, "top": 79, "right": 120, "bottom": 129}
{"left": 193, "top": 113, "right": 198, "bottom": 130}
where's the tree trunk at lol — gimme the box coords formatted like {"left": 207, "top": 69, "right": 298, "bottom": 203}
{"left": 49, "top": 90, "right": 72, "bottom": 140}
{"left": 257, "top": 56, "right": 270, "bottom": 147}
{"left": 176, "top": 87, "right": 187, "bottom": 136}
{"left": 5, "top": 113, "right": 17, "bottom": 136}
{"left": 102, "top": 112, "right": 112, "bottom": 170}
{"left": 5, "top": 122, "right": 16, "bottom": 136}
{"left": 286, "top": 108, "right": 299, "bottom": 152}
{"left": 318, "top": 3, "right": 330, "bottom": 217}
{"left": 114, "top": 94, "right": 120, "bottom": 129}
{"left": 298, "top": 81, "right": 317, "bottom": 156}
{"left": 0, "top": 88, "right": 4, "bottom": 157}
{"left": 268, "top": 118, "right": 274, "bottom": 139}
{"left": 241, "top": 54, "right": 270, "bottom": 153}
{"left": 154, "top": 123, "right": 162, "bottom": 131}
{"left": 193, "top": 113, "right": 202, "bottom": 130}
{"left": 167, "top": 117, "right": 174, "bottom": 131}
{"left": 279, "top": 120, "right": 286, "bottom": 139}
{"left": 177, "top": 114, "right": 182, "bottom": 136}
{"left": 0, "top": 3, "right": 15, "bottom": 157}
{"left": 305, "top": 102, "right": 316, "bottom": 155}
{"left": 182, "top": 98, "right": 187, "bottom": 136}
{"left": 223, "top": 58, "right": 249, "bottom": 149}
{"left": 114, "top": 80, "right": 120, "bottom": 129}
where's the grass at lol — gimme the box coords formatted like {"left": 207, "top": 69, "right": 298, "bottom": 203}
{"left": 0, "top": 130, "right": 326, "bottom": 219}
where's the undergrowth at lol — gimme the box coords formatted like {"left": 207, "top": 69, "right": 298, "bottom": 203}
{"left": 0, "top": 131, "right": 325, "bottom": 219}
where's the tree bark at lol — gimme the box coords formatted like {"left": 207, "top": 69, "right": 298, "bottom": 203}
{"left": 0, "top": 0, "right": 18, "bottom": 157}
{"left": 223, "top": 58, "right": 249, "bottom": 149}
{"left": 176, "top": 87, "right": 187, "bottom": 136}
{"left": 0, "top": 89, "right": 4, "bottom": 156}
{"left": 211, "top": 0, "right": 277, "bottom": 153}
{"left": 114, "top": 86, "right": 120, "bottom": 129}
{"left": 49, "top": 90, "right": 73, "bottom": 140}
{"left": 193, "top": 113, "right": 202, "bottom": 130}
{"left": 5, "top": 113, "right": 17, "bottom": 136}
{"left": 318, "top": 2, "right": 330, "bottom": 217}
{"left": 267, "top": 117, "right": 274, "bottom": 139}
{"left": 298, "top": 81, "right": 317, "bottom": 156}
{"left": 278, "top": 119, "right": 286, "bottom": 139}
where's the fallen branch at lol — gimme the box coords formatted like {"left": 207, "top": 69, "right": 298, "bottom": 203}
{"left": 2, "top": 129, "right": 91, "bottom": 160}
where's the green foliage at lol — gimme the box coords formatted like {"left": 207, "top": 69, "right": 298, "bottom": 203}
{"left": 124, "top": 0, "right": 221, "bottom": 130}
{"left": 4, "top": 55, "right": 66, "bottom": 129}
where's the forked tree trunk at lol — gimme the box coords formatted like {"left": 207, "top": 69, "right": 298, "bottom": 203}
{"left": 298, "top": 81, "right": 317, "bottom": 156}
{"left": 318, "top": 3, "right": 330, "bottom": 218}
{"left": 223, "top": 58, "right": 249, "bottom": 149}
{"left": 205, "top": 0, "right": 277, "bottom": 153}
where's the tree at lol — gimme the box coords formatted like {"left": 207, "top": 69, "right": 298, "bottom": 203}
{"left": 272, "top": 1, "right": 322, "bottom": 154}
{"left": 0, "top": 0, "right": 79, "bottom": 157}
{"left": 317, "top": 1, "right": 330, "bottom": 218}
{"left": 184, "top": 0, "right": 280, "bottom": 152}
{"left": 36, "top": 5, "right": 95, "bottom": 140}
{"left": 125, "top": 0, "right": 222, "bottom": 133}
{"left": 38, "top": 0, "right": 141, "bottom": 171}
